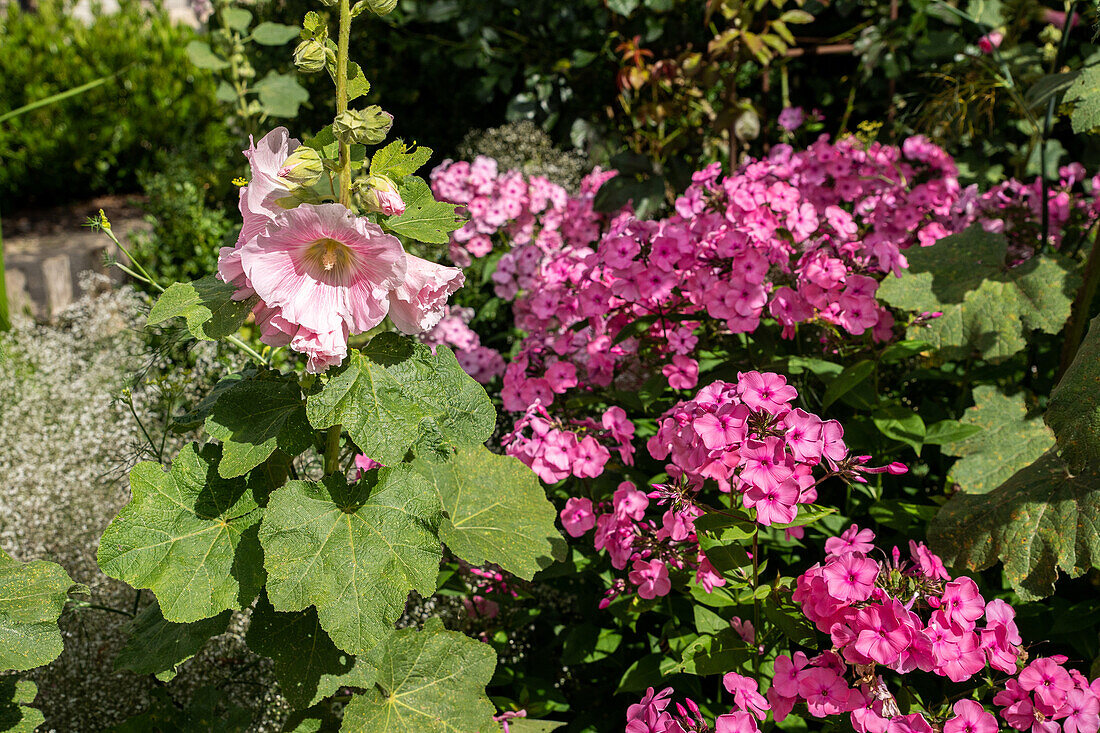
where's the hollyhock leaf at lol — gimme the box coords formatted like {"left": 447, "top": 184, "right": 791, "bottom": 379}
{"left": 221, "top": 6, "right": 252, "bottom": 30}
{"left": 1047, "top": 315, "right": 1100, "bottom": 471}
{"left": 205, "top": 374, "right": 313, "bottom": 478}
{"left": 369, "top": 140, "right": 433, "bottom": 180}
{"left": 340, "top": 620, "right": 497, "bottom": 733}
{"left": 255, "top": 71, "right": 310, "bottom": 119}
{"left": 245, "top": 594, "right": 377, "bottom": 709}
{"left": 185, "top": 41, "right": 229, "bottom": 70}
{"left": 0, "top": 677, "right": 45, "bottom": 733}
{"left": 877, "top": 226, "right": 1079, "bottom": 361}
{"left": 258, "top": 467, "right": 442, "bottom": 656}
{"left": 147, "top": 276, "right": 257, "bottom": 342}
{"left": 0, "top": 549, "right": 76, "bottom": 672}
{"left": 1065, "top": 65, "right": 1100, "bottom": 133}
{"left": 347, "top": 62, "right": 371, "bottom": 102}
{"left": 505, "top": 722, "right": 566, "bottom": 732}
{"left": 115, "top": 601, "right": 231, "bottom": 681}
{"left": 251, "top": 21, "right": 300, "bottom": 45}
{"left": 930, "top": 448, "right": 1100, "bottom": 600}
{"left": 105, "top": 686, "right": 252, "bottom": 732}
{"left": 307, "top": 336, "right": 495, "bottom": 465}
{"left": 413, "top": 445, "right": 563, "bottom": 580}
{"left": 943, "top": 385, "right": 1054, "bottom": 494}
{"left": 385, "top": 177, "right": 463, "bottom": 244}
{"left": 97, "top": 443, "right": 265, "bottom": 623}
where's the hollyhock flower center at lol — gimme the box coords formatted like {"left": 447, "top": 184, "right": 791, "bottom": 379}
{"left": 303, "top": 237, "right": 358, "bottom": 283}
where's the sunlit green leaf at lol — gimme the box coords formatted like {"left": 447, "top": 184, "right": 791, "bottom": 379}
{"left": 147, "top": 276, "right": 257, "bottom": 342}
{"left": 0, "top": 550, "right": 75, "bottom": 672}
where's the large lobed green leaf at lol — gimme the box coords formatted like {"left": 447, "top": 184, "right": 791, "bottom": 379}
{"left": 1065, "top": 64, "right": 1100, "bottom": 134}
{"left": 943, "top": 385, "right": 1054, "bottom": 494}
{"left": 115, "top": 601, "right": 231, "bottom": 682}
{"left": 384, "top": 177, "right": 464, "bottom": 244}
{"left": 877, "top": 226, "right": 1079, "bottom": 361}
{"left": 306, "top": 334, "right": 495, "bottom": 465}
{"left": 259, "top": 465, "right": 442, "bottom": 656}
{"left": 205, "top": 372, "right": 313, "bottom": 478}
{"left": 1047, "top": 314, "right": 1100, "bottom": 471}
{"left": 340, "top": 619, "right": 497, "bottom": 733}
{"left": 930, "top": 448, "right": 1100, "bottom": 600}
{"left": 147, "top": 276, "right": 257, "bottom": 342}
{"left": 369, "top": 140, "right": 433, "bottom": 180}
{"left": 0, "top": 677, "right": 44, "bottom": 733}
{"left": 97, "top": 443, "right": 265, "bottom": 623}
{"left": 414, "top": 445, "right": 563, "bottom": 580}
{"left": 0, "top": 549, "right": 76, "bottom": 672}
{"left": 245, "top": 594, "right": 376, "bottom": 709}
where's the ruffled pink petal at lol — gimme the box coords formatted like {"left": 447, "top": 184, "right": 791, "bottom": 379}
{"left": 388, "top": 254, "right": 465, "bottom": 334}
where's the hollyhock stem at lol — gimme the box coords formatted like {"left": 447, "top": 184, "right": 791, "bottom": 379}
{"left": 324, "top": 424, "right": 343, "bottom": 475}
{"left": 335, "top": 0, "right": 352, "bottom": 207}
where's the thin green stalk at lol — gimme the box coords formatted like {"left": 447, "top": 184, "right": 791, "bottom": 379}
{"left": 324, "top": 424, "right": 343, "bottom": 475}
{"left": 336, "top": 0, "right": 352, "bottom": 207}
{"left": 752, "top": 528, "right": 761, "bottom": 671}
{"left": 226, "top": 334, "right": 268, "bottom": 366}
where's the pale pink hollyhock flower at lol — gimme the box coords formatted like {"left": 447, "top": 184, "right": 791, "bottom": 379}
{"left": 628, "top": 558, "right": 671, "bottom": 599}
{"left": 387, "top": 254, "right": 465, "bottom": 334}
{"left": 242, "top": 127, "right": 301, "bottom": 234}
{"left": 560, "top": 497, "right": 596, "bottom": 537}
{"left": 363, "top": 175, "right": 406, "bottom": 216}
{"left": 240, "top": 202, "right": 407, "bottom": 337}
{"left": 977, "top": 31, "right": 1003, "bottom": 54}
{"left": 943, "top": 699, "right": 997, "bottom": 733}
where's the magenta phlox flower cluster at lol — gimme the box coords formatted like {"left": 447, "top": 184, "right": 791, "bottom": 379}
{"left": 646, "top": 374, "right": 846, "bottom": 525}
{"left": 501, "top": 401, "right": 635, "bottom": 483}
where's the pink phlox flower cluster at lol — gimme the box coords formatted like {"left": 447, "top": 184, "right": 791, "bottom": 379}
{"left": 646, "top": 374, "right": 846, "bottom": 526}
{"left": 217, "top": 128, "right": 464, "bottom": 372}
{"left": 627, "top": 687, "right": 712, "bottom": 733}
{"left": 420, "top": 306, "right": 505, "bottom": 384}
{"left": 502, "top": 402, "right": 634, "bottom": 483}
{"left": 556, "top": 480, "right": 711, "bottom": 606}
{"left": 458, "top": 563, "right": 517, "bottom": 621}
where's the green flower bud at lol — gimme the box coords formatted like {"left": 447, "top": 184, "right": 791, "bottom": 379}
{"left": 333, "top": 106, "right": 393, "bottom": 146}
{"left": 359, "top": 174, "right": 405, "bottom": 215}
{"left": 280, "top": 147, "right": 324, "bottom": 188}
{"left": 368, "top": 0, "right": 397, "bottom": 15}
{"left": 293, "top": 38, "right": 329, "bottom": 73}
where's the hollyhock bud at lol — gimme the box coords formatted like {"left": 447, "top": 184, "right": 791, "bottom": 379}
{"left": 367, "top": 0, "right": 398, "bottom": 14}
{"left": 333, "top": 106, "right": 394, "bottom": 145}
{"left": 361, "top": 174, "right": 406, "bottom": 216}
{"left": 293, "top": 38, "right": 330, "bottom": 73}
{"left": 279, "top": 146, "right": 324, "bottom": 188}
{"left": 977, "top": 31, "right": 1003, "bottom": 54}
